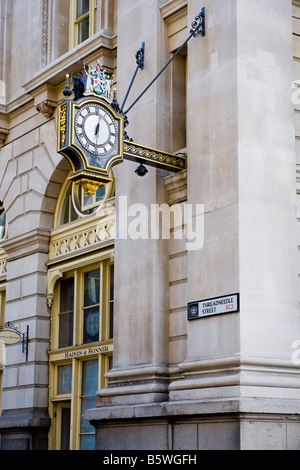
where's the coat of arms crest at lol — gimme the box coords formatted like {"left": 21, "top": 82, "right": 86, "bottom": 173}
{"left": 82, "top": 60, "right": 114, "bottom": 101}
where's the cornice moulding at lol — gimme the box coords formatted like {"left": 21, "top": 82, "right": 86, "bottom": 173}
{"left": 160, "top": 0, "right": 187, "bottom": 20}
{"left": 5, "top": 94, "right": 33, "bottom": 117}
{"left": 23, "top": 33, "right": 117, "bottom": 96}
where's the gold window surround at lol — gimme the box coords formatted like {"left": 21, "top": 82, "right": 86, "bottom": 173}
{"left": 47, "top": 167, "right": 115, "bottom": 450}
{"left": 48, "top": 256, "right": 114, "bottom": 450}
{"left": 53, "top": 176, "right": 114, "bottom": 227}
{"left": 48, "top": 353, "right": 112, "bottom": 450}
{"left": 48, "top": 256, "right": 114, "bottom": 349}
{"left": 69, "top": 0, "right": 98, "bottom": 50}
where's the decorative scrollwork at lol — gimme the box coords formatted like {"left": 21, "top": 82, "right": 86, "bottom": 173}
{"left": 190, "top": 9, "right": 206, "bottom": 38}
{"left": 136, "top": 46, "right": 145, "bottom": 70}
{"left": 123, "top": 143, "right": 186, "bottom": 169}
{"left": 59, "top": 103, "right": 67, "bottom": 145}
{"left": 0, "top": 257, "right": 7, "bottom": 278}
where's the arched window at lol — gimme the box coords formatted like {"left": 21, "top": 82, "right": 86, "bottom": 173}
{"left": 56, "top": 176, "right": 114, "bottom": 228}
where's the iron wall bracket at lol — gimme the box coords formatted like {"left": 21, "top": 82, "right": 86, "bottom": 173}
{"left": 0, "top": 322, "right": 29, "bottom": 362}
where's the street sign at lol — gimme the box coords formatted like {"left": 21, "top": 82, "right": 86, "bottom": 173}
{"left": 0, "top": 329, "right": 21, "bottom": 345}
{"left": 188, "top": 294, "right": 240, "bottom": 321}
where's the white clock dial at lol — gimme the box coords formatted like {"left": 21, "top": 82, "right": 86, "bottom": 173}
{"left": 75, "top": 103, "right": 118, "bottom": 156}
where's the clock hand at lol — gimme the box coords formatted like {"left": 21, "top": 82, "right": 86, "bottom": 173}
{"left": 96, "top": 117, "right": 103, "bottom": 145}
{"left": 95, "top": 116, "right": 103, "bottom": 143}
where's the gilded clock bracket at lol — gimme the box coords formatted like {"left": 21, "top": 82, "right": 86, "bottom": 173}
{"left": 72, "top": 177, "right": 112, "bottom": 197}
{"left": 123, "top": 141, "right": 187, "bottom": 174}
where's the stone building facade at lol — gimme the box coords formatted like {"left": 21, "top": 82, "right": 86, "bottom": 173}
{"left": 0, "top": 0, "right": 300, "bottom": 451}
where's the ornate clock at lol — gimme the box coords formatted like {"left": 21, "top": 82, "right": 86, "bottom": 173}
{"left": 58, "top": 95, "right": 123, "bottom": 196}
{"left": 57, "top": 60, "right": 188, "bottom": 197}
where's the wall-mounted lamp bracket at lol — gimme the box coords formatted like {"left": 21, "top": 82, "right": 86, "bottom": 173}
{"left": 123, "top": 8, "right": 206, "bottom": 116}
{"left": 0, "top": 322, "right": 29, "bottom": 362}
{"left": 190, "top": 7, "right": 206, "bottom": 37}
{"left": 22, "top": 325, "right": 29, "bottom": 362}
{"left": 120, "top": 42, "right": 145, "bottom": 113}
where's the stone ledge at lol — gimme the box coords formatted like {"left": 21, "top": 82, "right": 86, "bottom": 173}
{"left": 0, "top": 228, "right": 50, "bottom": 261}
{"left": 164, "top": 169, "right": 187, "bottom": 205}
{"left": 23, "top": 33, "right": 117, "bottom": 96}
{"left": 86, "top": 397, "right": 300, "bottom": 424}
{"left": 0, "top": 409, "right": 51, "bottom": 430}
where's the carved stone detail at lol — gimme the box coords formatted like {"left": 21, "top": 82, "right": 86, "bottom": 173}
{"left": 0, "top": 128, "right": 9, "bottom": 147}
{"left": 46, "top": 293, "right": 55, "bottom": 309}
{"left": 0, "top": 253, "right": 7, "bottom": 279}
{"left": 36, "top": 99, "right": 57, "bottom": 118}
{"left": 41, "top": 0, "right": 54, "bottom": 68}
{"left": 49, "top": 215, "right": 115, "bottom": 261}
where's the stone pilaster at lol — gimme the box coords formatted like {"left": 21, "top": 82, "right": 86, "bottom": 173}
{"left": 0, "top": 228, "right": 51, "bottom": 449}
{"left": 90, "top": 0, "right": 300, "bottom": 450}
{"left": 96, "top": 0, "right": 171, "bottom": 407}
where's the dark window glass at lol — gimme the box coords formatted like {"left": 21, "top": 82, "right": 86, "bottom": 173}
{"left": 80, "top": 359, "right": 98, "bottom": 450}
{"left": 0, "top": 204, "right": 6, "bottom": 241}
{"left": 61, "top": 186, "right": 79, "bottom": 226}
{"left": 76, "top": 0, "right": 89, "bottom": 19}
{"left": 78, "top": 16, "right": 90, "bottom": 44}
{"left": 59, "top": 278, "right": 74, "bottom": 348}
{"left": 58, "top": 364, "right": 72, "bottom": 395}
{"left": 83, "top": 270, "right": 100, "bottom": 344}
{"left": 61, "top": 407, "right": 71, "bottom": 451}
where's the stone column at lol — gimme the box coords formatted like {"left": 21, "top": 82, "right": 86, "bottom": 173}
{"left": 90, "top": 0, "right": 300, "bottom": 450}
{"left": 168, "top": 0, "right": 300, "bottom": 449}
{"left": 97, "top": 0, "right": 170, "bottom": 407}
{"left": 169, "top": 0, "right": 240, "bottom": 399}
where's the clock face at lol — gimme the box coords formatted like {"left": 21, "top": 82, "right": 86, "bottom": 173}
{"left": 75, "top": 103, "right": 118, "bottom": 156}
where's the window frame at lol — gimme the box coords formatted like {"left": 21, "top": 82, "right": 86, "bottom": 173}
{"left": 50, "top": 259, "right": 113, "bottom": 352}
{"left": 49, "top": 352, "right": 113, "bottom": 450}
{"left": 48, "top": 255, "right": 114, "bottom": 450}
{"left": 69, "top": 0, "right": 98, "bottom": 50}
{"left": 54, "top": 177, "right": 115, "bottom": 229}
